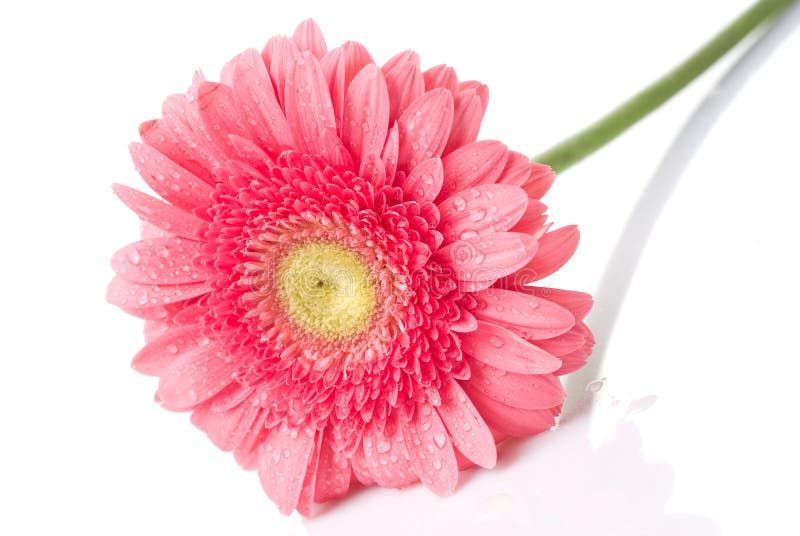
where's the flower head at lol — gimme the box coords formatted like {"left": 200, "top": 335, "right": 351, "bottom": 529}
{"left": 108, "top": 19, "right": 594, "bottom": 516}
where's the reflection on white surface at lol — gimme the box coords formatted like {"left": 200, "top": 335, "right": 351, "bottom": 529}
{"left": 304, "top": 404, "right": 718, "bottom": 536}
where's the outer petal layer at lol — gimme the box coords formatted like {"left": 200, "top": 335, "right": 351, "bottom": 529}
{"left": 437, "top": 376, "right": 496, "bottom": 468}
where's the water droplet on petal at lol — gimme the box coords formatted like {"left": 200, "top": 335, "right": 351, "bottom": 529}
{"left": 487, "top": 335, "right": 504, "bottom": 348}
{"left": 127, "top": 249, "right": 141, "bottom": 265}
{"left": 452, "top": 197, "right": 466, "bottom": 211}
{"left": 433, "top": 432, "right": 447, "bottom": 448}
{"left": 469, "top": 209, "right": 486, "bottom": 223}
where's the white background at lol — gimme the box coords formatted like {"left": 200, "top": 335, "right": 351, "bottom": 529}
{"left": 1, "top": 1, "right": 798, "bottom": 534}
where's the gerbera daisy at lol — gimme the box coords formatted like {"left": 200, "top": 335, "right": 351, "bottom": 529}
{"left": 107, "top": 19, "right": 594, "bottom": 516}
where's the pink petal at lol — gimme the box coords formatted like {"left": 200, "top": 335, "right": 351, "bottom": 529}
{"left": 433, "top": 232, "right": 538, "bottom": 286}
{"left": 509, "top": 198, "right": 549, "bottom": 236}
{"left": 314, "top": 432, "right": 352, "bottom": 503}
{"left": 296, "top": 433, "right": 323, "bottom": 517}
{"left": 408, "top": 240, "right": 432, "bottom": 273}
{"left": 209, "top": 382, "right": 255, "bottom": 412}
{"left": 342, "top": 64, "right": 390, "bottom": 166}
{"left": 258, "top": 424, "right": 317, "bottom": 515}
{"left": 381, "top": 121, "right": 399, "bottom": 180}
{"left": 261, "top": 36, "right": 300, "bottom": 106}
{"left": 191, "top": 398, "right": 262, "bottom": 452}
{"left": 401, "top": 404, "right": 459, "bottom": 496}
{"left": 143, "top": 318, "right": 171, "bottom": 343}
{"left": 463, "top": 384, "right": 557, "bottom": 437}
{"left": 196, "top": 81, "right": 249, "bottom": 157}
{"left": 131, "top": 324, "right": 205, "bottom": 376}
{"left": 284, "top": 52, "right": 340, "bottom": 159}
{"left": 157, "top": 339, "right": 238, "bottom": 411}
{"left": 449, "top": 309, "right": 478, "bottom": 333}
{"left": 456, "top": 279, "right": 499, "bottom": 293}
{"left": 113, "top": 184, "right": 204, "bottom": 239}
{"left": 361, "top": 418, "right": 417, "bottom": 488}
{"left": 516, "top": 287, "right": 593, "bottom": 321}
{"left": 531, "top": 323, "right": 588, "bottom": 356}
{"left": 436, "top": 376, "right": 496, "bottom": 468}
{"left": 228, "top": 135, "right": 276, "bottom": 174}
{"left": 444, "top": 82, "right": 488, "bottom": 154}
{"left": 138, "top": 119, "right": 214, "bottom": 185}
{"left": 226, "top": 49, "right": 295, "bottom": 151}
{"left": 141, "top": 221, "right": 170, "bottom": 240}
{"left": 401, "top": 157, "right": 443, "bottom": 204}
{"left": 321, "top": 42, "right": 374, "bottom": 133}
{"left": 359, "top": 152, "right": 387, "bottom": 188}
{"left": 438, "top": 184, "right": 528, "bottom": 243}
{"left": 466, "top": 359, "right": 565, "bottom": 410}
{"left": 471, "top": 288, "right": 574, "bottom": 339}
{"left": 497, "top": 151, "right": 533, "bottom": 186}
{"left": 461, "top": 321, "right": 561, "bottom": 374}
{"left": 524, "top": 162, "right": 556, "bottom": 199}
{"left": 423, "top": 64, "right": 458, "bottom": 93}
{"left": 106, "top": 276, "right": 211, "bottom": 311}
{"left": 554, "top": 329, "right": 594, "bottom": 375}
{"left": 233, "top": 410, "right": 269, "bottom": 470}
{"left": 349, "top": 446, "right": 375, "bottom": 486}
{"left": 397, "top": 88, "right": 454, "bottom": 172}
{"left": 292, "top": 19, "right": 327, "bottom": 59}
{"left": 382, "top": 51, "right": 425, "bottom": 124}
{"left": 439, "top": 140, "right": 508, "bottom": 200}
{"left": 520, "top": 225, "right": 580, "bottom": 283}
{"left": 111, "top": 237, "right": 209, "bottom": 285}
{"left": 129, "top": 142, "right": 213, "bottom": 212}
{"left": 159, "top": 92, "right": 228, "bottom": 178}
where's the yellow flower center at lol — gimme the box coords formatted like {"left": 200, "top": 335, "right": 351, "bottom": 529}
{"left": 277, "top": 242, "right": 376, "bottom": 339}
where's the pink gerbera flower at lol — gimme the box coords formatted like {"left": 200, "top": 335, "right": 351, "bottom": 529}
{"left": 108, "top": 19, "right": 594, "bottom": 516}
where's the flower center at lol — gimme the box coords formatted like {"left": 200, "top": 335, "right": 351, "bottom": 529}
{"left": 276, "top": 241, "right": 376, "bottom": 340}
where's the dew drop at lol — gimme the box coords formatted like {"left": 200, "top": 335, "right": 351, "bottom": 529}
{"left": 127, "top": 249, "right": 141, "bottom": 265}
{"left": 487, "top": 335, "right": 504, "bottom": 348}
{"left": 433, "top": 432, "right": 447, "bottom": 448}
{"left": 166, "top": 344, "right": 178, "bottom": 354}
{"left": 469, "top": 209, "right": 486, "bottom": 223}
{"left": 452, "top": 197, "right": 466, "bottom": 211}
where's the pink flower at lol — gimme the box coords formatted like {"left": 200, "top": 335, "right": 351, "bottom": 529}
{"left": 108, "top": 19, "right": 594, "bottom": 516}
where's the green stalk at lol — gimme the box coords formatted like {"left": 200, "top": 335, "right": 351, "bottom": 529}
{"left": 533, "top": 0, "right": 795, "bottom": 173}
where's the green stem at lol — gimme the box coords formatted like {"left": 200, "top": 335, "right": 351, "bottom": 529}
{"left": 533, "top": 0, "right": 795, "bottom": 173}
